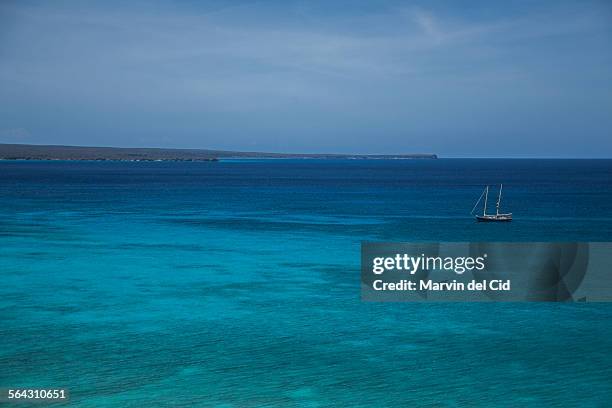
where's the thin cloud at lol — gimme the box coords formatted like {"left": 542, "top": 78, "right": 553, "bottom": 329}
{"left": 0, "top": 1, "right": 610, "bottom": 156}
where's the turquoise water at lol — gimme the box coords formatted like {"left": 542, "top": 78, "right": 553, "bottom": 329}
{"left": 1, "top": 159, "right": 612, "bottom": 407}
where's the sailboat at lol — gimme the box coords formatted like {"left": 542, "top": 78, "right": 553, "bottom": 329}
{"left": 471, "top": 184, "right": 512, "bottom": 222}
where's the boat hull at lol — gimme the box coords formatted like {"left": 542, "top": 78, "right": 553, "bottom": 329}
{"left": 476, "top": 215, "right": 512, "bottom": 222}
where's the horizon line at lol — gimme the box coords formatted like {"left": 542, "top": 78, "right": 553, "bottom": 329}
{"left": 0, "top": 142, "right": 610, "bottom": 159}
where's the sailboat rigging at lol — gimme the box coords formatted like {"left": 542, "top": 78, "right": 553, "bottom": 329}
{"left": 471, "top": 184, "right": 512, "bottom": 222}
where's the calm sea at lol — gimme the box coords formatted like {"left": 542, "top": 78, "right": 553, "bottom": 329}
{"left": 1, "top": 159, "right": 611, "bottom": 407}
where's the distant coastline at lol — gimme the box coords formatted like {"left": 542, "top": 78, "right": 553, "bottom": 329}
{"left": 0, "top": 143, "right": 437, "bottom": 162}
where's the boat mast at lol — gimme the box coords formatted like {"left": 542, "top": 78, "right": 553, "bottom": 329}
{"left": 483, "top": 185, "right": 489, "bottom": 216}
{"left": 496, "top": 184, "right": 503, "bottom": 215}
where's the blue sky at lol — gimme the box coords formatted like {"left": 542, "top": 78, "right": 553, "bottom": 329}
{"left": 1, "top": 0, "right": 611, "bottom": 157}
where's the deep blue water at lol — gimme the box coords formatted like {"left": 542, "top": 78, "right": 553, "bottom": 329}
{"left": 1, "top": 159, "right": 611, "bottom": 407}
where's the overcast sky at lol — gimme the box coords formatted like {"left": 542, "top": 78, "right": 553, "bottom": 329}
{"left": 1, "top": 0, "right": 611, "bottom": 157}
